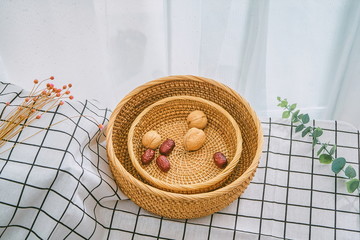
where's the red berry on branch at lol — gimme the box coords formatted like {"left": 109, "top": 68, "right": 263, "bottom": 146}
{"left": 50, "top": 76, "right": 54, "bottom": 80}
{"left": 34, "top": 79, "right": 39, "bottom": 84}
{"left": 36, "top": 115, "right": 41, "bottom": 119}
{"left": 69, "top": 95, "right": 74, "bottom": 100}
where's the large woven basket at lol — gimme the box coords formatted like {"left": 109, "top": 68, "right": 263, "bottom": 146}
{"left": 106, "top": 75, "right": 263, "bottom": 219}
{"left": 128, "top": 95, "right": 243, "bottom": 194}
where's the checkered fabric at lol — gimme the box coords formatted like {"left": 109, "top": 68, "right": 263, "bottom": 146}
{"left": 0, "top": 82, "right": 359, "bottom": 240}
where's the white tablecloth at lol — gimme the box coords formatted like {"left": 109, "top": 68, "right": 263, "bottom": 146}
{"left": 0, "top": 82, "right": 359, "bottom": 239}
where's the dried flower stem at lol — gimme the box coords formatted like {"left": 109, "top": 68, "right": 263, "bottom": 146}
{"left": 0, "top": 115, "right": 104, "bottom": 154}
{"left": 0, "top": 77, "right": 76, "bottom": 148}
{"left": 0, "top": 78, "right": 104, "bottom": 153}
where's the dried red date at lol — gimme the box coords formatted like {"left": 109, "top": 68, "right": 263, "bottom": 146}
{"left": 141, "top": 149, "right": 155, "bottom": 164}
{"left": 213, "top": 152, "right": 228, "bottom": 168}
{"left": 159, "top": 139, "right": 175, "bottom": 155}
{"left": 156, "top": 155, "right": 170, "bottom": 172}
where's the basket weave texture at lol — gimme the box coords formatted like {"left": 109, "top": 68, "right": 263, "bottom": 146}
{"left": 106, "top": 75, "right": 263, "bottom": 219}
{"left": 128, "top": 96, "right": 243, "bottom": 194}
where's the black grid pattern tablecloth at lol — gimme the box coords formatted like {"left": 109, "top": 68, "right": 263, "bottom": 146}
{"left": 0, "top": 82, "right": 359, "bottom": 240}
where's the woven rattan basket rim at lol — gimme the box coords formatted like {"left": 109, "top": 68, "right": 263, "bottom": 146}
{"left": 106, "top": 75, "right": 263, "bottom": 200}
{"left": 128, "top": 95, "right": 243, "bottom": 193}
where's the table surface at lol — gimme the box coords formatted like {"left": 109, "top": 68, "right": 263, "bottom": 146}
{"left": 0, "top": 82, "right": 359, "bottom": 240}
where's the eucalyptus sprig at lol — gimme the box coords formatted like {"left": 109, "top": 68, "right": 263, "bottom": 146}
{"left": 277, "top": 97, "right": 360, "bottom": 194}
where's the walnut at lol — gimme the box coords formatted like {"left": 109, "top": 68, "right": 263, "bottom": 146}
{"left": 183, "top": 128, "right": 206, "bottom": 151}
{"left": 186, "top": 110, "right": 208, "bottom": 129}
{"left": 142, "top": 130, "right": 162, "bottom": 149}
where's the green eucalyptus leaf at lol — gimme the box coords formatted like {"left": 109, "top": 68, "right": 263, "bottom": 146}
{"left": 293, "top": 110, "right": 300, "bottom": 117}
{"left": 331, "top": 157, "right": 346, "bottom": 174}
{"left": 292, "top": 110, "right": 300, "bottom": 122}
{"left": 346, "top": 179, "right": 360, "bottom": 193}
{"left": 292, "top": 118, "right": 299, "bottom": 123}
{"left": 295, "top": 124, "right": 305, "bottom": 133}
{"left": 290, "top": 103, "right": 297, "bottom": 111}
{"left": 345, "top": 165, "right": 356, "bottom": 179}
{"left": 282, "top": 111, "right": 291, "bottom": 118}
{"left": 312, "top": 137, "right": 319, "bottom": 147}
{"left": 277, "top": 96, "right": 281, "bottom": 101}
{"left": 302, "top": 126, "right": 312, "bottom": 137}
{"left": 319, "top": 154, "right": 332, "bottom": 164}
{"left": 312, "top": 128, "right": 323, "bottom": 138}
{"left": 280, "top": 100, "right": 288, "bottom": 108}
{"left": 317, "top": 144, "right": 326, "bottom": 156}
{"left": 329, "top": 145, "right": 336, "bottom": 156}
{"left": 302, "top": 114, "right": 310, "bottom": 124}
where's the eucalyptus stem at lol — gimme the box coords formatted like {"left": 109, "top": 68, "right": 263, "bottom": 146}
{"left": 277, "top": 97, "right": 360, "bottom": 194}
{"left": 0, "top": 77, "right": 74, "bottom": 148}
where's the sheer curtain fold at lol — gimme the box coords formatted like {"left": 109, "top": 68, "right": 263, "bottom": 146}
{"left": 329, "top": 2, "right": 360, "bottom": 128}
{"left": 179, "top": 0, "right": 269, "bottom": 116}
{"left": 235, "top": 0, "right": 269, "bottom": 116}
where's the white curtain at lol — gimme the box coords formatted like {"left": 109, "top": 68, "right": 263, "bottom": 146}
{"left": 0, "top": 0, "right": 359, "bottom": 127}
{"left": 329, "top": 1, "right": 360, "bottom": 127}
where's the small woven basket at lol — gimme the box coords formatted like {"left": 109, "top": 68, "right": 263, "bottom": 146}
{"left": 128, "top": 96, "right": 243, "bottom": 194}
{"left": 106, "top": 75, "right": 263, "bottom": 219}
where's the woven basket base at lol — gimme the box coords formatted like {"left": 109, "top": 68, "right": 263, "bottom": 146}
{"left": 107, "top": 75, "right": 263, "bottom": 219}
